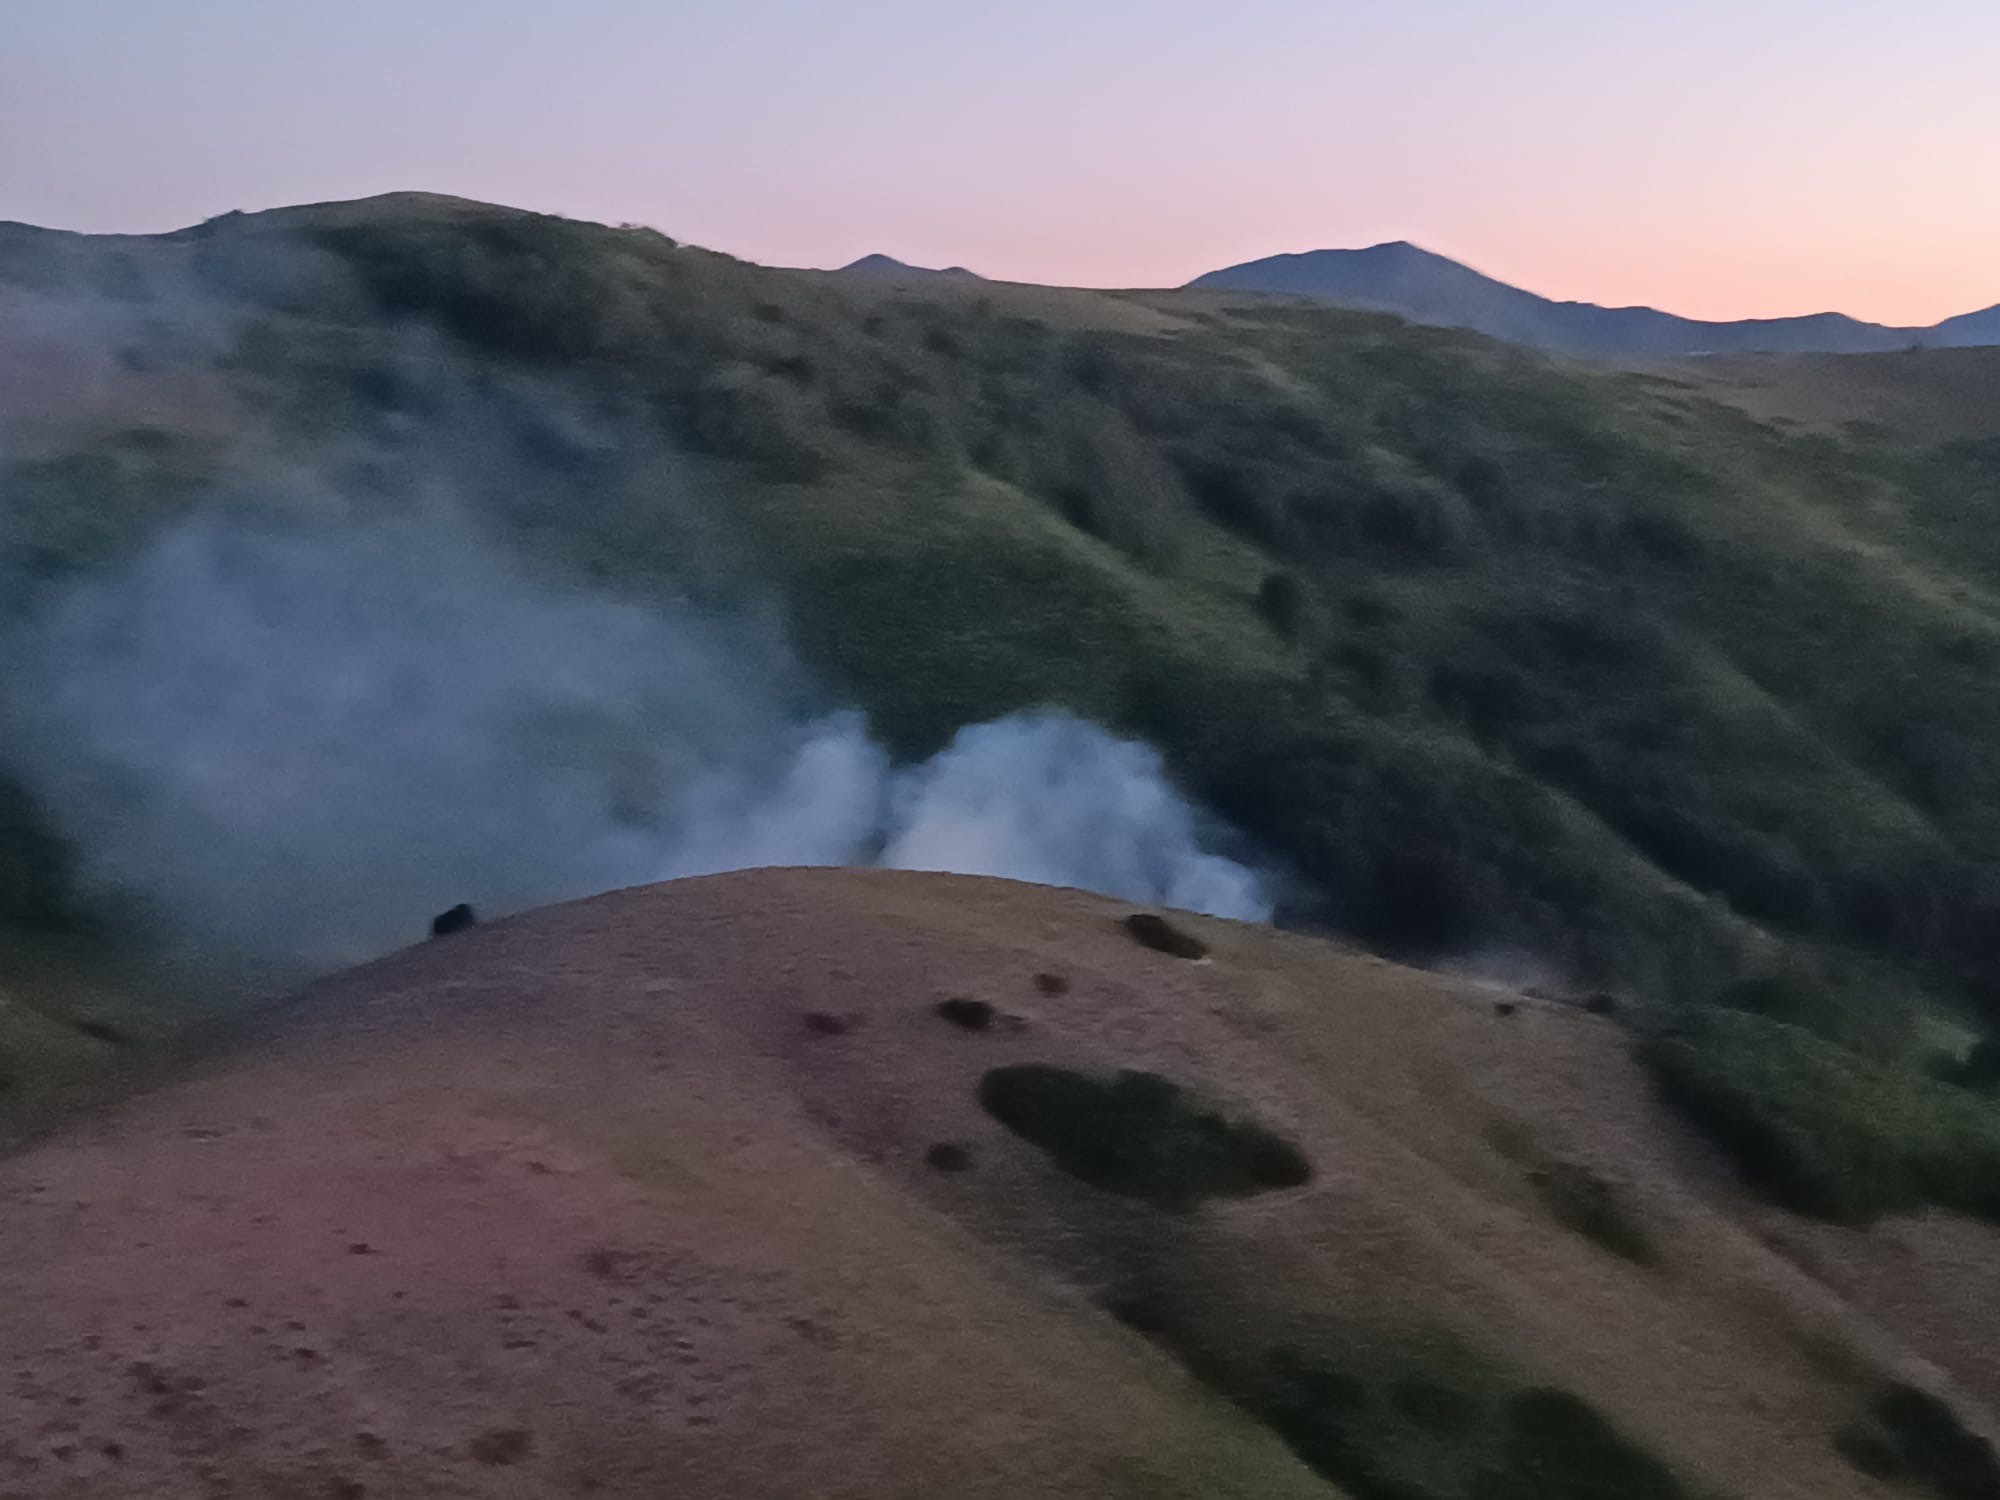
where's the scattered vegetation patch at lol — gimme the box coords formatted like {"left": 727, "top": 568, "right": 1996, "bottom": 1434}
{"left": 1835, "top": 1383, "right": 2000, "bottom": 1500}
{"left": 802, "top": 1010, "right": 853, "bottom": 1036}
{"left": 1479, "top": 1388, "right": 1687, "bottom": 1500}
{"left": 1032, "top": 971, "right": 1070, "bottom": 996}
{"left": 924, "top": 1142, "right": 975, "bottom": 1173}
{"left": 977, "top": 1064, "right": 1310, "bottom": 1210}
{"left": 1122, "top": 912, "right": 1208, "bottom": 960}
{"left": 0, "top": 774, "right": 89, "bottom": 936}
{"left": 1485, "top": 1119, "right": 1658, "bottom": 1264}
{"left": 1256, "top": 570, "right": 1308, "bottom": 641}
{"left": 1145, "top": 1321, "right": 1688, "bottom": 1500}
{"left": 1944, "top": 1039, "right": 2000, "bottom": 1094}
{"left": 1261, "top": 1365, "right": 1684, "bottom": 1500}
{"left": 934, "top": 997, "right": 997, "bottom": 1031}
{"left": 1638, "top": 1008, "right": 2000, "bottom": 1224}
{"left": 1525, "top": 1160, "right": 1658, "bottom": 1265}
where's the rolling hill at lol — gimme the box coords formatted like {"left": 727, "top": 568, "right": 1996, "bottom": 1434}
{"left": 4, "top": 868, "right": 1998, "bottom": 1498}
{"left": 3, "top": 192, "right": 2000, "bottom": 1346}
{"left": 1185, "top": 241, "right": 1998, "bottom": 357}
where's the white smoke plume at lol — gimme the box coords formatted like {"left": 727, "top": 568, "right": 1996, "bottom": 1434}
{"left": 0, "top": 507, "right": 1270, "bottom": 974}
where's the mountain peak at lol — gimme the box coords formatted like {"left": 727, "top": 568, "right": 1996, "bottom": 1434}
{"left": 1184, "top": 243, "right": 1967, "bottom": 356}
{"left": 837, "top": 253, "right": 983, "bottom": 282}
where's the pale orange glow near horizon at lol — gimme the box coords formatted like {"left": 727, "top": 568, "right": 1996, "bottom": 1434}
{"left": 6, "top": 0, "right": 1997, "bottom": 327}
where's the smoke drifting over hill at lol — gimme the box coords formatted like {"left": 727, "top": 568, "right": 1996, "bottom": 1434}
{"left": 0, "top": 505, "right": 1268, "bottom": 973}
{"left": 0, "top": 221, "right": 1271, "bottom": 976}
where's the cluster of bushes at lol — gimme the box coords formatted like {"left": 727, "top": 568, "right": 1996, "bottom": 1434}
{"left": 0, "top": 775, "right": 83, "bottom": 935}
{"left": 1247, "top": 1353, "right": 1685, "bottom": 1500}
{"left": 1105, "top": 1306, "right": 1687, "bottom": 1500}
{"left": 1638, "top": 1007, "right": 2000, "bottom": 1224}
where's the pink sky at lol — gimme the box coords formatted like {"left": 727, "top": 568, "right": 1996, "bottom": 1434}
{"left": 5, "top": 0, "right": 1996, "bottom": 325}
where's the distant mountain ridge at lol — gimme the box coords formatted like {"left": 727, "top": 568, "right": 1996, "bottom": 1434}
{"left": 838, "top": 253, "right": 984, "bottom": 283}
{"left": 1187, "top": 241, "right": 2000, "bottom": 357}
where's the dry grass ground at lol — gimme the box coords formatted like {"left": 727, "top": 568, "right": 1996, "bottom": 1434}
{"left": 2, "top": 868, "right": 1996, "bottom": 1497}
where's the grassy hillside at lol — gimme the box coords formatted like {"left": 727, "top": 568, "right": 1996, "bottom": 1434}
{"left": 4, "top": 195, "right": 2000, "bottom": 1214}
{"left": 6, "top": 867, "right": 2000, "bottom": 1499}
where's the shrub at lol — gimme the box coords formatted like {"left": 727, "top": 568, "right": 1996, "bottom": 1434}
{"left": 935, "top": 998, "right": 997, "bottom": 1031}
{"left": 977, "top": 1065, "right": 1310, "bottom": 1210}
{"left": 1220, "top": 1339, "right": 1686, "bottom": 1500}
{"left": 1123, "top": 912, "right": 1208, "bottom": 960}
{"left": 0, "top": 774, "right": 83, "bottom": 934}
{"left": 1952, "top": 1039, "right": 2000, "bottom": 1093}
{"left": 1525, "top": 1161, "right": 1657, "bottom": 1265}
{"left": 687, "top": 362, "right": 830, "bottom": 480}
{"left": 1257, "top": 570, "right": 1309, "bottom": 641}
{"left": 1835, "top": 1383, "right": 2000, "bottom": 1500}
{"left": 1476, "top": 1388, "right": 1685, "bottom": 1500}
{"left": 1638, "top": 1009, "right": 2000, "bottom": 1224}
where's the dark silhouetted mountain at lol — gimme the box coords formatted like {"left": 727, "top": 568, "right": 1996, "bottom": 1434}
{"left": 1930, "top": 303, "right": 2000, "bottom": 348}
{"left": 1186, "top": 242, "right": 1993, "bottom": 356}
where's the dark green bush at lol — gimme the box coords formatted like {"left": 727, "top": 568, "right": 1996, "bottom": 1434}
{"left": 1123, "top": 912, "right": 1207, "bottom": 960}
{"left": 1257, "top": 570, "right": 1308, "bottom": 641}
{"left": 1223, "top": 1341, "right": 1685, "bottom": 1500}
{"left": 977, "top": 1065, "right": 1310, "bottom": 1210}
{"left": 1951, "top": 1039, "right": 2000, "bottom": 1093}
{"left": 1474, "top": 1389, "right": 1685, "bottom": 1500}
{"left": 1836, "top": 1383, "right": 2000, "bottom": 1500}
{"left": 0, "top": 774, "right": 83, "bottom": 934}
{"left": 1639, "top": 1009, "right": 2000, "bottom": 1224}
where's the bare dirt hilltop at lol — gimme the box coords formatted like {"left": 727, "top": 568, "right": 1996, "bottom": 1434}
{"left": 2, "top": 868, "right": 1996, "bottom": 1499}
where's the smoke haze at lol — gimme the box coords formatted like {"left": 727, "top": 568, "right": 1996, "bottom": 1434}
{"left": 0, "top": 230, "right": 1271, "bottom": 980}
{"left": 0, "top": 506, "right": 1270, "bottom": 974}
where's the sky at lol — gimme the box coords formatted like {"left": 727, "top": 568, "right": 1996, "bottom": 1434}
{"left": 4, "top": 0, "right": 1996, "bottom": 325}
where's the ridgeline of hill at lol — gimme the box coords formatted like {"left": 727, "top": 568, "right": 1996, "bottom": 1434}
{"left": 1187, "top": 241, "right": 2000, "bottom": 356}
{"left": 4, "top": 193, "right": 2000, "bottom": 1229}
